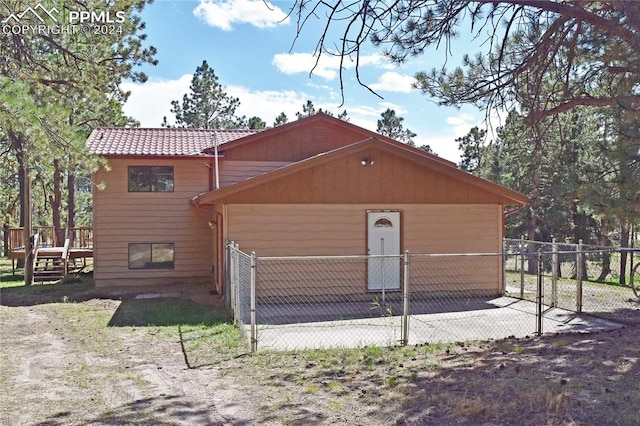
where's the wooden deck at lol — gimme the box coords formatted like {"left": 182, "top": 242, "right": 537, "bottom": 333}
{"left": 5, "top": 227, "right": 93, "bottom": 280}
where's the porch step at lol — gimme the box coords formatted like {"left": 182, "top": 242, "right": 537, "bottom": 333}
{"left": 33, "top": 257, "right": 65, "bottom": 282}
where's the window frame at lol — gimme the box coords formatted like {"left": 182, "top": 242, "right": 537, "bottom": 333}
{"left": 127, "top": 166, "right": 174, "bottom": 193}
{"left": 128, "top": 243, "right": 175, "bottom": 270}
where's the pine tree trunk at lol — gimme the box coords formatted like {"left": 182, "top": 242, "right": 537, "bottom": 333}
{"left": 67, "top": 170, "right": 76, "bottom": 230}
{"left": 2, "top": 224, "right": 8, "bottom": 258}
{"left": 50, "top": 159, "right": 64, "bottom": 246}
{"left": 596, "top": 219, "right": 611, "bottom": 282}
{"left": 9, "top": 130, "right": 26, "bottom": 269}
{"left": 526, "top": 139, "right": 543, "bottom": 275}
{"left": 620, "top": 223, "right": 629, "bottom": 286}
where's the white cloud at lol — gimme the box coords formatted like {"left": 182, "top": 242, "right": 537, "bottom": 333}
{"left": 368, "top": 71, "right": 416, "bottom": 93}
{"left": 121, "top": 75, "right": 192, "bottom": 127}
{"left": 121, "top": 76, "right": 313, "bottom": 127}
{"left": 227, "top": 85, "right": 309, "bottom": 124}
{"left": 120, "top": 74, "right": 480, "bottom": 166}
{"left": 273, "top": 52, "right": 336, "bottom": 80}
{"left": 414, "top": 134, "right": 460, "bottom": 163}
{"left": 413, "top": 112, "right": 482, "bottom": 163}
{"left": 377, "top": 101, "right": 408, "bottom": 115}
{"left": 273, "top": 52, "right": 385, "bottom": 81}
{"left": 343, "top": 105, "right": 383, "bottom": 119}
{"left": 193, "top": 0, "right": 289, "bottom": 31}
{"left": 445, "top": 113, "right": 477, "bottom": 135}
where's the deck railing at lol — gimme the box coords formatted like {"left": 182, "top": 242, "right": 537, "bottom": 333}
{"left": 5, "top": 226, "right": 92, "bottom": 257}
{"left": 68, "top": 227, "right": 93, "bottom": 249}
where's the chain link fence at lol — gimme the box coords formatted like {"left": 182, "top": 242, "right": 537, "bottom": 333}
{"left": 504, "top": 238, "right": 640, "bottom": 325}
{"left": 228, "top": 240, "right": 639, "bottom": 351}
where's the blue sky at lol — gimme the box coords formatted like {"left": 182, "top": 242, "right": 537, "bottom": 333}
{"left": 122, "top": 0, "right": 490, "bottom": 162}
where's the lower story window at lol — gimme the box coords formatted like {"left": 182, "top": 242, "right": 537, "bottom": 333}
{"left": 128, "top": 243, "right": 175, "bottom": 269}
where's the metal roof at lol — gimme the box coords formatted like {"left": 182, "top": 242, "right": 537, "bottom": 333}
{"left": 86, "top": 127, "right": 259, "bottom": 156}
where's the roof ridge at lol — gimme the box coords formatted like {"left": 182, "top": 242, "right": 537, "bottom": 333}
{"left": 94, "top": 127, "right": 260, "bottom": 132}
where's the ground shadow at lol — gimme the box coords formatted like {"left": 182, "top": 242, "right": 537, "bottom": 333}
{"left": 0, "top": 274, "right": 98, "bottom": 307}
{"left": 253, "top": 296, "right": 509, "bottom": 326}
{"left": 32, "top": 394, "right": 250, "bottom": 426}
{"left": 252, "top": 325, "right": 640, "bottom": 425}
{"left": 107, "top": 297, "right": 229, "bottom": 327}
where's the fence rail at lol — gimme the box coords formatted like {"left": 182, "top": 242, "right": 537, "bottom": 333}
{"left": 227, "top": 240, "right": 639, "bottom": 351}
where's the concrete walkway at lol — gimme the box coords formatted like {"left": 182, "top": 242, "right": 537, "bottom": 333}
{"left": 246, "top": 297, "right": 623, "bottom": 351}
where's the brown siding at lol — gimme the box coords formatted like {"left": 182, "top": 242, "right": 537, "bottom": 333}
{"left": 93, "top": 157, "right": 213, "bottom": 287}
{"left": 219, "top": 161, "right": 291, "bottom": 187}
{"left": 222, "top": 121, "right": 378, "bottom": 162}
{"left": 212, "top": 148, "right": 515, "bottom": 205}
{"left": 225, "top": 204, "right": 502, "bottom": 298}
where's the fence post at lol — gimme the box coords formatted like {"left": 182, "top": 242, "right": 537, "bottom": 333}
{"left": 227, "top": 241, "right": 235, "bottom": 322}
{"left": 536, "top": 250, "right": 543, "bottom": 336}
{"left": 520, "top": 235, "right": 525, "bottom": 298}
{"left": 250, "top": 251, "right": 258, "bottom": 352}
{"left": 551, "top": 237, "right": 558, "bottom": 307}
{"left": 576, "top": 240, "right": 583, "bottom": 313}
{"left": 232, "top": 242, "right": 239, "bottom": 324}
{"left": 502, "top": 237, "right": 506, "bottom": 294}
{"left": 401, "top": 250, "right": 410, "bottom": 346}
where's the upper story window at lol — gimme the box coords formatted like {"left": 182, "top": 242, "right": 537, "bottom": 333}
{"left": 128, "top": 166, "right": 174, "bottom": 192}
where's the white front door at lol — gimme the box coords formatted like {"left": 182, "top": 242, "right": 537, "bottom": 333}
{"left": 367, "top": 211, "right": 400, "bottom": 291}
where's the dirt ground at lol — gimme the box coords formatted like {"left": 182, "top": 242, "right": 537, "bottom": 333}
{"left": 1, "top": 285, "right": 639, "bottom": 425}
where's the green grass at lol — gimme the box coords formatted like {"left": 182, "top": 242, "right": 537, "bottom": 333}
{"left": 0, "top": 258, "right": 25, "bottom": 287}
{"left": 1, "top": 258, "right": 94, "bottom": 304}
{"left": 108, "top": 298, "right": 230, "bottom": 327}
{"left": 107, "top": 297, "right": 248, "bottom": 365}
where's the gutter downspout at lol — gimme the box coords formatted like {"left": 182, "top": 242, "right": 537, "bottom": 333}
{"left": 214, "top": 210, "right": 224, "bottom": 297}
{"left": 191, "top": 196, "right": 225, "bottom": 299}
{"left": 208, "top": 158, "right": 214, "bottom": 191}
{"left": 214, "top": 133, "right": 220, "bottom": 190}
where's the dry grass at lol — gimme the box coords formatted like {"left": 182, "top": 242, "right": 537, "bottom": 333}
{"left": 222, "top": 328, "right": 640, "bottom": 425}
{"left": 1, "top": 259, "right": 639, "bottom": 425}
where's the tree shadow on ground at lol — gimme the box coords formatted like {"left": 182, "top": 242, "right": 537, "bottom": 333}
{"left": 253, "top": 324, "right": 640, "bottom": 425}
{"left": 33, "top": 394, "right": 251, "bottom": 426}
{"left": 0, "top": 274, "right": 98, "bottom": 307}
{"left": 107, "top": 297, "right": 229, "bottom": 327}
{"left": 589, "top": 305, "right": 640, "bottom": 326}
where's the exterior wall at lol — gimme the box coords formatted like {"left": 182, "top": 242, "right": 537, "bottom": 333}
{"left": 209, "top": 146, "right": 518, "bottom": 205}
{"left": 222, "top": 120, "right": 379, "bottom": 162}
{"left": 219, "top": 161, "right": 291, "bottom": 187}
{"left": 225, "top": 204, "right": 503, "bottom": 299}
{"left": 93, "top": 157, "right": 213, "bottom": 287}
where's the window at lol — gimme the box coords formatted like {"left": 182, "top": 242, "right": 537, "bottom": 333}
{"left": 128, "top": 166, "right": 174, "bottom": 192}
{"left": 128, "top": 243, "right": 175, "bottom": 269}
{"left": 374, "top": 218, "right": 393, "bottom": 227}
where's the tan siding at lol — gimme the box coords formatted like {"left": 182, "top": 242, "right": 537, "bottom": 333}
{"left": 404, "top": 205, "right": 501, "bottom": 253}
{"left": 225, "top": 204, "right": 502, "bottom": 298}
{"left": 227, "top": 204, "right": 364, "bottom": 256}
{"left": 93, "top": 157, "right": 214, "bottom": 288}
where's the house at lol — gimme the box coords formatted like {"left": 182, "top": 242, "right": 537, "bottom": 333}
{"left": 86, "top": 113, "right": 528, "bottom": 298}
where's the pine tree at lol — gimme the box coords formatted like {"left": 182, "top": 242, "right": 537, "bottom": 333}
{"left": 376, "top": 109, "right": 416, "bottom": 144}
{"left": 164, "top": 60, "right": 242, "bottom": 129}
